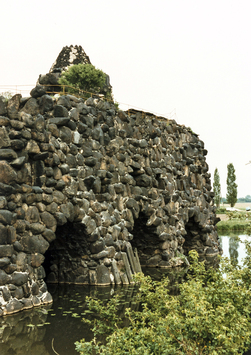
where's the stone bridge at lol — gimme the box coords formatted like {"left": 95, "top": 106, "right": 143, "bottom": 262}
{"left": 0, "top": 47, "right": 221, "bottom": 315}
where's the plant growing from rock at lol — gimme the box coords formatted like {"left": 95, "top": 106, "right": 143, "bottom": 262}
{"left": 0, "top": 91, "right": 13, "bottom": 102}
{"left": 58, "top": 63, "right": 109, "bottom": 98}
{"left": 75, "top": 247, "right": 251, "bottom": 355}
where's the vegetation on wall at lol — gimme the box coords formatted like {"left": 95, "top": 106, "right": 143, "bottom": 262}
{"left": 0, "top": 91, "right": 13, "bottom": 102}
{"left": 75, "top": 247, "right": 251, "bottom": 355}
{"left": 58, "top": 63, "right": 110, "bottom": 98}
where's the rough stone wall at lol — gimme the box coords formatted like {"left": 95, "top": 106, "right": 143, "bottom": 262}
{"left": 50, "top": 45, "right": 91, "bottom": 72}
{"left": 0, "top": 88, "right": 221, "bottom": 315}
{"left": 37, "top": 45, "right": 92, "bottom": 95}
{"left": 38, "top": 45, "right": 112, "bottom": 97}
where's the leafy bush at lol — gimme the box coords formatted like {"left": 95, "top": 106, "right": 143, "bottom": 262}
{"left": 216, "top": 207, "right": 226, "bottom": 214}
{"left": 217, "top": 221, "right": 251, "bottom": 233}
{"left": 216, "top": 222, "right": 231, "bottom": 232}
{"left": 75, "top": 248, "right": 251, "bottom": 355}
{"left": 0, "top": 91, "right": 13, "bottom": 102}
{"left": 227, "top": 211, "right": 251, "bottom": 221}
{"left": 217, "top": 211, "right": 251, "bottom": 233}
{"left": 58, "top": 63, "right": 108, "bottom": 98}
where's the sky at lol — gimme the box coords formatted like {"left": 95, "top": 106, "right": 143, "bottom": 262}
{"left": 1, "top": 0, "right": 251, "bottom": 198}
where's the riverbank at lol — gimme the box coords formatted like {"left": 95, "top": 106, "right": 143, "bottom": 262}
{"left": 216, "top": 203, "right": 251, "bottom": 234}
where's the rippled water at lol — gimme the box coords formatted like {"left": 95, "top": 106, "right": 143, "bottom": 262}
{"left": 0, "top": 235, "right": 250, "bottom": 355}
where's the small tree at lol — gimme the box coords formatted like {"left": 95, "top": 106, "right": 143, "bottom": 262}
{"left": 58, "top": 63, "right": 108, "bottom": 97}
{"left": 226, "top": 163, "right": 238, "bottom": 207}
{"left": 75, "top": 248, "right": 251, "bottom": 355}
{"left": 213, "top": 168, "right": 221, "bottom": 208}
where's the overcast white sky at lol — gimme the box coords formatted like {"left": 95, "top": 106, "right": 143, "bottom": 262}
{"left": 1, "top": 0, "right": 251, "bottom": 198}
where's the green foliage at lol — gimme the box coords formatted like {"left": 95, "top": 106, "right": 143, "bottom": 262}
{"left": 187, "top": 126, "right": 196, "bottom": 134}
{"left": 238, "top": 195, "right": 251, "bottom": 203}
{"left": 75, "top": 248, "right": 251, "bottom": 355}
{"left": 114, "top": 101, "right": 120, "bottom": 110}
{"left": 227, "top": 211, "right": 251, "bottom": 221}
{"left": 213, "top": 168, "right": 221, "bottom": 208}
{"left": 0, "top": 91, "right": 13, "bottom": 102}
{"left": 216, "top": 207, "right": 226, "bottom": 214}
{"left": 246, "top": 224, "right": 251, "bottom": 235}
{"left": 217, "top": 220, "right": 250, "bottom": 233}
{"left": 226, "top": 163, "right": 238, "bottom": 207}
{"left": 58, "top": 63, "right": 108, "bottom": 98}
{"left": 217, "top": 211, "right": 251, "bottom": 233}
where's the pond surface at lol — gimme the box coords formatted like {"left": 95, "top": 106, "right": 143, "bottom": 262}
{"left": 0, "top": 234, "right": 250, "bottom": 355}
{"left": 0, "top": 284, "right": 141, "bottom": 355}
{"left": 219, "top": 233, "right": 251, "bottom": 266}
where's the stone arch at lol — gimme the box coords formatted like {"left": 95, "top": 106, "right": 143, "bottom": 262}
{"left": 0, "top": 65, "right": 221, "bottom": 315}
{"left": 130, "top": 211, "right": 170, "bottom": 267}
{"left": 183, "top": 210, "right": 221, "bottom": 267}
{"left": 43, "top": 222, "right": 90, "bottom": 284}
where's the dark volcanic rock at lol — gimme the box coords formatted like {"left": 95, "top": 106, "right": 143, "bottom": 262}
{"left": 30, "top": 85, "right": 46, "bottom": 98}
{"left": 0, "top": 47, "right": 221, "bottom": 316}
{"left": 50, "top": 44, "right": 91, "bottom": 72}
{"left": 7, "top": 94, "right": 21, "bottom": 119}
{"left": 54, "top": 105, "right": 69, "bottom": 117}
{"left": 0, "top": 161, "right": 17, "bottom": 184}
{"left": 21, "top": 98, "right": 40, "bottom": 116}
{"left": 20, "top": 234, "right": 49, "bottom": 254}
{"left": 96, "top": 264, "right": 110, "bottom": 285}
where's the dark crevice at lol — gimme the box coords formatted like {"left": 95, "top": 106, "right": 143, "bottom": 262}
{"left": 43, "top": 222, "right": 90, "bottom": 284}
{"left": 130, "top": 212, "right": 161, "bottom": 266}
{"left": 183, "top": 217, "right": 203, "bottom": 256}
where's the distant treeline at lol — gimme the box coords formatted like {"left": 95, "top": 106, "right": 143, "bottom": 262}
{"left": 221, "top": 195, "right": 251, "bottom": 203}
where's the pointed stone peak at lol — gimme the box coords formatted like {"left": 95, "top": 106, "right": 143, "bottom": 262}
{"left": 49, "top": 45, "right": 91, "bottom": 73}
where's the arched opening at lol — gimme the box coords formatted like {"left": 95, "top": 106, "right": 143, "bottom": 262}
{"left": 183, "top": 216, "right": 221, "bottom": 267}
{"left": 43, "top": 222, "right": 90, "bottom": 284}
{"left": 130, "top": 212, "right": 164, "bottom": 267}
{"left": 183, "top": 217, "right": 204, "bottom": 257}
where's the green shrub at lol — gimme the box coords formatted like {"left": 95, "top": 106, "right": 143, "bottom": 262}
{"left": 58, "top": 63, "right": 108, "bottom": 98}
{"left": 246, "top": 224, "right": 251, "bottom": 235}
{"left": 216, "top": 207, "right": 226, "bottom": 214}
{"left": 75, "top": 248, "right": 251, "bottom": 355}
{"left": 216, "top": 222, "right": 231, "bottom": 231}
{"left": 0, "top": 91, "right": 13, "bottom": 102}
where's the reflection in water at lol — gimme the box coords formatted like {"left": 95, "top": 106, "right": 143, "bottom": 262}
{"left": 0, "top": 306, "right": 51, "bottom": 355}
{"left": 1, "top": 237, "right": 251, "bottom": 354}
{"left": 0, "top": 268, "right": 187, "bottom": 355}
{"left": 0, "top": 284, "right": 140, "bottom": 355}
{"left": 229, "top": 236, "right": 239, "bottom": 264}
{"left": 219, "top": 234, "right": 251, "bottom": 266}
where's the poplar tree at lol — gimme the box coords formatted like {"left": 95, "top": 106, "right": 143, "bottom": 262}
{"left": 213, "top": 168, "right": 221, "bottom": 208}
{"left": 226, "top": 163, "right": 238, "bottom": 207}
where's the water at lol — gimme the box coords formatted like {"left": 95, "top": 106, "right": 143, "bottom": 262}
{"left": 219, "top": 233, "right": 251, "bottom": 266}
{"left": 0, "top": 284, "right": 140, "bottom": 355}
{"left": 0, "top": 235, "right": 250, "bottom": 355}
